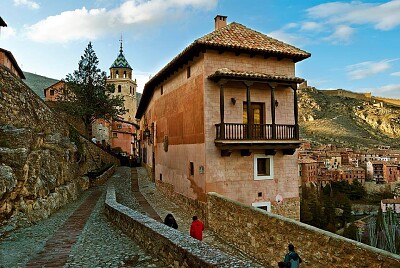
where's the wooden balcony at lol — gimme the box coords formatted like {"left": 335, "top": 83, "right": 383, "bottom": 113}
{"left": 215, "top": 123, "right": 301, "bottom": 155}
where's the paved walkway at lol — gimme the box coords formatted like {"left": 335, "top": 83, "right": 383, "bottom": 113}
{"left": 0, "top": 166, "right": 260, "bottom": 267}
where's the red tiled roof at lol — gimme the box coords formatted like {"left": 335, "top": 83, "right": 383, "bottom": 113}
{"left": 209, "top": 68, "right": 305, "bottom": 83}
{"left": 382, "top": 199, "right": 400, "bottom": 204}
{"left": 136, "top": 21, "right": 310, "bottom": 118}
{"left": 197, "top": 22, "right": 310, "bottom": 59}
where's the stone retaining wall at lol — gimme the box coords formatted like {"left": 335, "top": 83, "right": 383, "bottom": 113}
{"left": 207, "top": 192, "right": 400, "bottom": 268}
{"left": 89, "top": 165, "right": 116, "bottom": 187}
{"left": 156, "top": 180, "right": 207, "bottom": 224}
{"left": 104, "top": 184, "right": 256, "bottom": 268}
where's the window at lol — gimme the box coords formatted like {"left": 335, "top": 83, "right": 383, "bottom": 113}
{"left": 117, "top": 124, "right": 122, "bottom": 129}
{"left": 160, "top": 174, "right": 163, "bottom": 181}
{"left": 252, "top": 201, "right": 271, "bottom": 212}
{"left": 118, "top": 85, "right": 121, "bottom": 93}
{"left": 116, "top": 70, "right": 119, "bottom": 78}
{"left": 113, "top": 133, "right": 118, "bottom": 137}
{"left": 190, "top": 162, "right": 194, "bottom": 176}
{"left": 123, "top": 71, "right": 126, "bottom": 78}
{"left": 161, "top": 85, "right": 163, "bottom": 95}
{"left": 50, "top": 89, "right": 54, "bottom": 96}
{"left": 187, "top": 66, "right": 191, "bottom": 78}
{"left": 254, "top": 154, "right": 273, "bottom": 180}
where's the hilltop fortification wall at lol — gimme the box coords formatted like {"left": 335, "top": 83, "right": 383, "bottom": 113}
{"left": 0, "top": 65, "right": 118, "bottom": 227}
{"left": 320, "top": 89, "right": 372, "bottom": 101}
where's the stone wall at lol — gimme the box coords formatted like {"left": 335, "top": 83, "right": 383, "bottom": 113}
{"left": 104, "top": 184, "right": 256, "bottom": 267}
{"left": 156, "top": 180, "right": 207, "bottom": 223}
{"left": 207, "top": 192, "right": 400, "bottom": 268}
{"left": 0, "top": 64, "right": 118, "bottom": 227}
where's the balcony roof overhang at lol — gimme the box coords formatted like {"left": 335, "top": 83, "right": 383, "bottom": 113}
{"left": 214, "top": 140, "right": 302, "bottom": 150}
{"left": 208, "top": 68, "right": 305, "bottom": 85}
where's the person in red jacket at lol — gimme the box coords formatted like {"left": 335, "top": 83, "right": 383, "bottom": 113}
{"left": 190, "top": 216, "right": 204, "bottom": 241}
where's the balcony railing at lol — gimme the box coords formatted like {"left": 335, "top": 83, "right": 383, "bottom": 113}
{"left": 215, "top": 123, "right": 298, "bottom": 140}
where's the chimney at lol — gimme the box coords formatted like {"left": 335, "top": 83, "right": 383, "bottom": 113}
{"left": 214, "top": 15, "right": 227, "bottom": 30}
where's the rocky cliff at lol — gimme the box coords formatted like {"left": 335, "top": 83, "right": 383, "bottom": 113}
{"left": 299, "top": 87, "right": 400, "bottom": 149}
{"left": 0, "top": 65, "right": 118, "bottom": 229}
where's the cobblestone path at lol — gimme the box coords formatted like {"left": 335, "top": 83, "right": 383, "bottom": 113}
{"left": 0, "top": 166, "right": 260, "bottom": 267}
{"left": 0, "top": 168, "right": 165, "bottom": 268}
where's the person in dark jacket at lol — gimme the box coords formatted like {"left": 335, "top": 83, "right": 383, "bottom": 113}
{"left": 163, "top": 213, "right": 178, "bottom": 229}
{"left": 284, "top": 244, "right": 302, "bottom": 268}
{"left": 190, "top": 216, "right": 204, "bottom": 241}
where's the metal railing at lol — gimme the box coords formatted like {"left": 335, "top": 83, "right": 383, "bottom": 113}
{"left": 215, "top": 123, "right": 297, "bottom": 140}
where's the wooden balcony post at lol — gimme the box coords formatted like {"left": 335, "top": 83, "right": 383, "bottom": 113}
{"left": 244, "top": 81, "right": 253, "bottom": 139}
{"left": 292, "top": 84, "right": 299, "bottom": 139}
{"left": 268, "top": 82, "right": 277, "bottom": 139}
{"left": 219, "top": 80, "right": 226, "bottom": 139}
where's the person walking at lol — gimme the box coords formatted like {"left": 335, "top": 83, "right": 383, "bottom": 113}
{"left": 163, "top": 213, "right": 178, "bottom": 229}
{"left": 284, "top": 244, "right": 302, "bottom": 268}
{"left": 190, "top": 216, "right": 204, "bottom": 241}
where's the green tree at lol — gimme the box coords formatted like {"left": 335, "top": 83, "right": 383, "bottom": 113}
{"left": 57, "top": 42, "right": 125, "bottom": 137}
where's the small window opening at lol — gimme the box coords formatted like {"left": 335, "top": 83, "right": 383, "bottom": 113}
{"left": 187, "top": 66, "right": 191, "bottom": 78}
{"left": 50, "top": 89, "right": 54, "bottom": 96}
{"left": 190, "top": 162, "right": 194, "bottom": 176}
{"left": 161, "top": 85, "right": 164, "bottom": 95}
{"left": 258, "top": 192, "right": 262, "bottom": 197}
{"left": 118, "top": 85, "right": 122, "bottom": 93}
{"left": 123, "top": 71, "right": 126, "bottom": 78}
{"left": 160, "top": 174, "right": 163, "bottom": 181}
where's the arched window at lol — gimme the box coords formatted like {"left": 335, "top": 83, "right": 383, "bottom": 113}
{"left": 124, "top": 71, "right": 126, "bottom": 78}
{"left": 116, "top": 70, "right": 119, "bottom": 78}
{"left": 118, "top": 85, "right": 122, "bottom": 93}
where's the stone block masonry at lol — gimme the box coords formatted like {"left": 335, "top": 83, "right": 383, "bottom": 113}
{"left": 207, "top": 192, "right": 400, "bottom": 268}
{"left": 104, "top": 184, "right": 259, "bottom": 267}
{"left": 0, "top": 64, "right": 119, "bottom": 228}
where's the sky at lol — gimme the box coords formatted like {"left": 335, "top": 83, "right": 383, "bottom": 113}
{"left": 1, "top": 0, "right": 400, "bottom": 98}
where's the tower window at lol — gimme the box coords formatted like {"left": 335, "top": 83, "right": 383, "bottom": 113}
{"left": 116, "top": 70, "right": 119, "bottom": 78}
{"left": 124, "top": 71, "right": 126, "bottom": 78}
{"left": 161, "top": 85, "right": 163, "bottom": 95}
{"left": 118, "top": 85, "right": 121, "bottom": 93}
{"left": 187, "top": 66, "right": 191, "bottom": 78}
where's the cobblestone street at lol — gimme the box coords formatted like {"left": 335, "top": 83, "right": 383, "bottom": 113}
{"left": 0, "top": 167, "right": 260, "bottom": 267}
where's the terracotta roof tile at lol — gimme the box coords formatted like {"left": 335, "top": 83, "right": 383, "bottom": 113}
{"left": 196, "top": 22, "right": 310, "bottom": 59}
{"left": 209, "top": 68, "right": 305, "bottom": 83}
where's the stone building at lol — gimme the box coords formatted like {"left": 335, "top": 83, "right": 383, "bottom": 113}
{"left": 298, "top": 158, "right": 318, "bottom": 184}
{"left": 105, "top": 41, "right": 139, "bottom": 155}
{"left": 0, "top": 48, "right": 25, "bottom": 79}
{"left": 136, "top": 15, "right": 310, "bottom": 220}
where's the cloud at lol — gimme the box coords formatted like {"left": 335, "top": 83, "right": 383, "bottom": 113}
{"left": 391, "top": 71, "right": 400, "bottom": 76}
{"left": 13, "top": 0, "right": 40, "bottom": 9}
{"left": 366, "top": 84, "right": 400, "bottom": 98}
{"left": 306, "top": 0, "right": 400, "bottom": 30}
{"left": 300, "top": 21, "right": 324, "bottom": 32}
{"left": 324, "top": 25, "right": 355, "bottom": 44}
{"left": 25, "top": 0, "right": 218, "bottom": 43}
{"left": 1, "top": 27, "right": 17, "bottom": 39}
{"left": 268, "top": 29, "right": 311, "bottom": 47}
{"left": 347, "top": 59, "right": 397, "bottom": 80}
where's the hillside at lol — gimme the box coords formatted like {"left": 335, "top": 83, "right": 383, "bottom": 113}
{"left": 23, "top": 71, "right": 58, "bottom": 99}
{"left": 298, "top": 88, "right": 400, "bottom": 149}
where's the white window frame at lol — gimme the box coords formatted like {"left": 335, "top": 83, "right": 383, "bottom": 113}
{"left": 254, "top": 154, "right": 274, "bottom": 180}
{"left": 252, "top": 201, "right": 271, "bottom": 212}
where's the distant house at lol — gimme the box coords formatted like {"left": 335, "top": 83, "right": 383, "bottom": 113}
{"left": 298, "top": 158, "right": 318, "bottom": 184}
{"left": 0, "top": 48, "right": 25, "bottom": 79}
{"left": 136, "top": 15, "right": 310, "bottom": 220}
{"left": 44, "top": 80, "right": 64, "bottom": 102}
{"left": 381, "top": 198, "right": 400, "bottom": 213}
